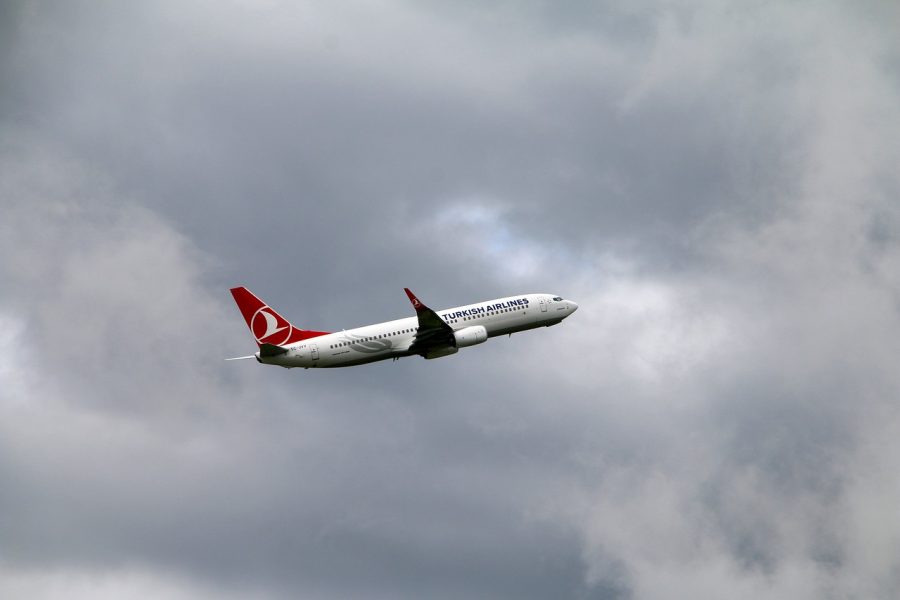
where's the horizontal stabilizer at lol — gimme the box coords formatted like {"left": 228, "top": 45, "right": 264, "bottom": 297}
{"left": 225, "top": 355, "right": 257, "bottom": 361}
{"left": 259, "top": 343, "right": 289, "bottom": 357}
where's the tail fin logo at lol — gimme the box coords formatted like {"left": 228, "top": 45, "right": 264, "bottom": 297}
{"left": 251, "top": 307, "right": 292, "bottom": 345}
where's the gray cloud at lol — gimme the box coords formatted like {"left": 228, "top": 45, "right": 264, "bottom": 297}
{"left": 2, "top": 0, "right": 900, "bottom": 598}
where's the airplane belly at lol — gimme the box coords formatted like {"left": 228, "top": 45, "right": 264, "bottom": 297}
{"left": 320, "top": 341, "right": 408, "bottom": 367}
{"left": 488, "top": 317, "right": 562, "bottom": 337}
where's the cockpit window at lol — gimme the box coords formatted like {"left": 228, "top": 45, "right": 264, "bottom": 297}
{"left": 552, "top": 296, "right": 563, "bottom": 301}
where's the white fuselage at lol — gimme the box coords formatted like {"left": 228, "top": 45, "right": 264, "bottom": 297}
{"left": 261, "top": 293, "right": 577, "bottom": 368}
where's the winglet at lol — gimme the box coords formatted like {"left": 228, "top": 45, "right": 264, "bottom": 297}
{"left": 404, "top": 288, "right": 428, "bottom": 313}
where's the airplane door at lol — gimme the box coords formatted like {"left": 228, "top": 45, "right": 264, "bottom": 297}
{"left": 310, "top": 344, "right": 319, "bottom": 361}
{"left": 540, "top": 299, "right": 547, "bottom": 312}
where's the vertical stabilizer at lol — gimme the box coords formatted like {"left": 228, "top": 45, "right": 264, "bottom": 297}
{"left": 230, "top": 287, "right": 330, "bottom": 346}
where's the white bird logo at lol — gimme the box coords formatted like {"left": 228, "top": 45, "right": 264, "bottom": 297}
{"left": 259, "top": 310, "right": 287, "bottom": 339}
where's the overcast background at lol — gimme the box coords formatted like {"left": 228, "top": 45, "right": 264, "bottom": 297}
{"left": 2, "top": 1, "right": 900, "bottom": 598}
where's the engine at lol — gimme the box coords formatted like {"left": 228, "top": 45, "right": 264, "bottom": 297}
{"left": 453, "top": 325, "right": 488, "bottom": 348}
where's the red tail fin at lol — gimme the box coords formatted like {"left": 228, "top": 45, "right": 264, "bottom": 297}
{"left": 230, "top": 287, "right": 330, "bottom": 346}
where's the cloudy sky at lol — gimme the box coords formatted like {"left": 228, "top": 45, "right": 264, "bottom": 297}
{"left": 2, "top": 1, "right": 900, "bottom": 598}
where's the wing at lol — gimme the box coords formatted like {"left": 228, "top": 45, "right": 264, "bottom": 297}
{"left": 404, "top": 288, "right": 455, "bottom": 355}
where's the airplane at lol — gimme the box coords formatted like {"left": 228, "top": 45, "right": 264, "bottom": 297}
{"left": 228, "top": 286, "right": 578, "bottom": 368}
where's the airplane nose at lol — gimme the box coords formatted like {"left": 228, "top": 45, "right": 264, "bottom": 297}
{"left": 569, "top": 301, "right": 578, "bottom": 313}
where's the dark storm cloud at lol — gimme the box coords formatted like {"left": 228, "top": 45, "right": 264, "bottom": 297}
{"left": 2, "top": 1, "right": 900, "bottom": 598}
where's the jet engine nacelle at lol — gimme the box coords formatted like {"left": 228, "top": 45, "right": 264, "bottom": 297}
{"left": 454, "top": 325, "right": 488, "bottom": 348}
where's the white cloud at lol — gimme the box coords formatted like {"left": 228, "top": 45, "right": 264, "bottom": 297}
{"left": 0, "top": 565, "right": 253, "bottom": 600}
